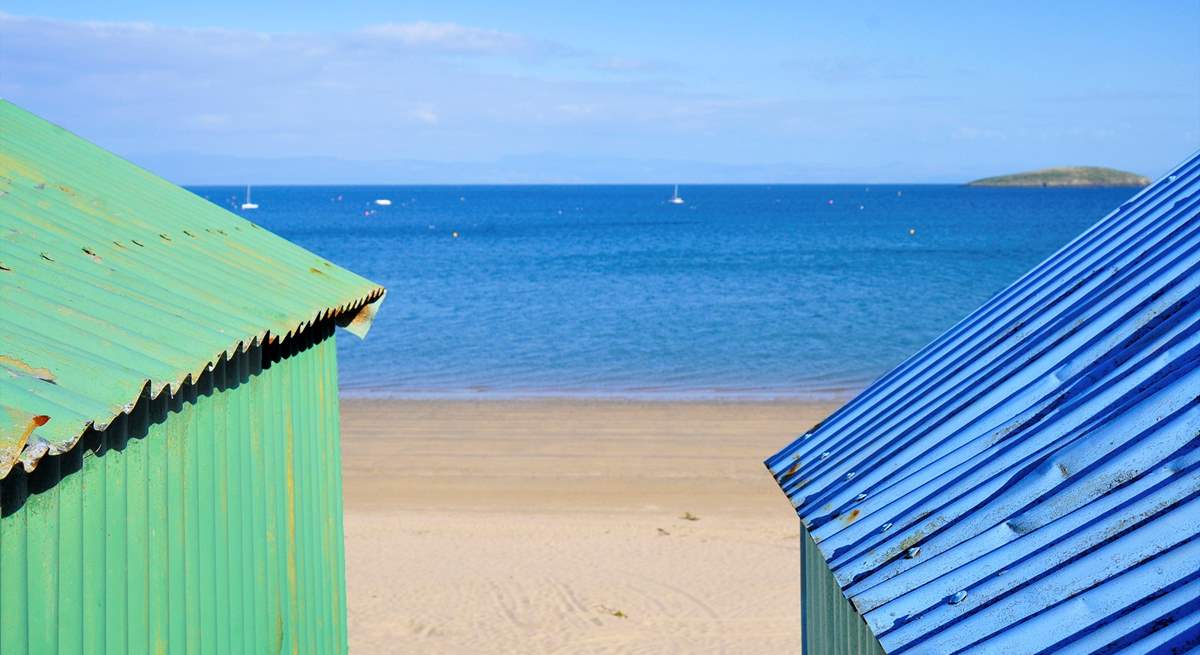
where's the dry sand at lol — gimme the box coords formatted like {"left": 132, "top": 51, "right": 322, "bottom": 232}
{"left": 340, "top": 398, "right": 840, "bottom": 654}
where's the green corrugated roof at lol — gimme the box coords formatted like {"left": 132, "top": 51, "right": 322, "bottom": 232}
{"left": 0, "top": 100, "right": 385, "bottom": 477}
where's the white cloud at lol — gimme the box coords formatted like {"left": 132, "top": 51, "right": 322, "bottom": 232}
{"left": 359, "top": 21, "right": 530, "bottom": 55}
{"left": 0, "top": 12, "right": 742, "bottom": 162}
{"left": 0, "top": 9, "right": 1188, "bottom": 182}
{"left": 409, "top": 105, "right": 440, "bottom": 125}
{"left": 592, "top": 57, "right": 660, "bottom": 73}
{"left": 953, "top": 126, "right": 1007, "bottom": 141}
{"left": 190, "top": 113, "right": 232, "bottom": 129}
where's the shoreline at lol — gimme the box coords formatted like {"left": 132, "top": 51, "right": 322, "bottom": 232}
{"left": 340, "top": 396, "right": 839, "bottom": 653}
{"left": 337, "top": 388, "right": 863, "bottom": 404}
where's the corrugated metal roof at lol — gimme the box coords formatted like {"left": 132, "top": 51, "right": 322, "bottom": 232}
{"left": 0, "top": 100, "right": 385, "bottom": 478}
{"left": 766, "top": 151, "right": 1200, "bottom": 654}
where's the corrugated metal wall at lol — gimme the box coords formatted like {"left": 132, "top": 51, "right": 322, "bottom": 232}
{"left": 0, "top": 324, "right": 347, "bottom": 655}
{"left": 800, "top": 523, "right": 884, "bottom": 655}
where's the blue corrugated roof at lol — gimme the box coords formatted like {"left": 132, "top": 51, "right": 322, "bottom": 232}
{"left": 766, "top": 151, "right": 1200, "bottom": 654}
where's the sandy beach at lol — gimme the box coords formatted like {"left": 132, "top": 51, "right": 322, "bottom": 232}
{"left": 339, "top": 398, "right": 840, "bottom": 654}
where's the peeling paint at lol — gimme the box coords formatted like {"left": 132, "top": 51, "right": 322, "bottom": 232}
{"left": 0, "top": 354, "right": 56, "bottom": 383}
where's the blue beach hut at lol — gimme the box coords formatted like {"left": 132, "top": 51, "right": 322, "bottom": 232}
{"left": 765, "top": 152, "right": 1200, "bottom": 654}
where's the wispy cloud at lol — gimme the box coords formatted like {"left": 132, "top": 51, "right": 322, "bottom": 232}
{"left": 0, "top": 11, "right": 755, "bottom": 162}
{"left": 0, "top": 14, "right": 594, "bottom": 146}
{"left": 785, "top": 54, "right": 931, "bottom": 84}
{"left": 591, "top": 56, "right": 668, "bottom": 73}
{"left": 408, "top": 104, "right": 440, "bottom": 125}
{"left": 358, "top": 21, "right": 541, "bottom": 56}
{"left": 953, "top": 126, "right": 1007, "bottom": 141}
{"left": 1, "top": 10, "right": 1184, "bottom": 182}
{"left": 188, "top": 113, "right": 233, "bottom": 129}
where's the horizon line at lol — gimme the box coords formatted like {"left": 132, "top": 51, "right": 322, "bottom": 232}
{"left": 181, "top": 181, "right": 1148, "bottom": 188}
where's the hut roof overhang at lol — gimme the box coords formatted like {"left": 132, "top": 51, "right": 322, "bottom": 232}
{"left": 766, "top": 151, "right": 1200, "bottom": 654}
{"left": 0, "top": 100, "right": 385, "bottom": 478}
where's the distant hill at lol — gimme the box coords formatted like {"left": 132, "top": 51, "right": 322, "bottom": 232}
{"left": 967, "top": 166, "right": 1150, "bottom": 188}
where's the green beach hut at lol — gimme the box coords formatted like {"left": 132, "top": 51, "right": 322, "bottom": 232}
{"left": 0, "top": 101, "right": 385, "bottom": 654}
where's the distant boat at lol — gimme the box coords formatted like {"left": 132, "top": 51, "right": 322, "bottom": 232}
{"left": 374, "top": 199, "right": 392, "bottom": 206}
{"left": 669, "top": 184, "right": 684, "bottom": 205}
{"left": 241, "top": 185, "right": 258, "bottom": 210}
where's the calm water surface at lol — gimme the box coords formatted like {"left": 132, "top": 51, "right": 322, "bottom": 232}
{"left": 192, "top": 185, "right": 1133, "bottom": 399}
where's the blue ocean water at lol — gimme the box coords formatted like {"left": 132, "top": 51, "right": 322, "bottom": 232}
{"left": 192, "top": 184, "right": 1134, "bottom": 399}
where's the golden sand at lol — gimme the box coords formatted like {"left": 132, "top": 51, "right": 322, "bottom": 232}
{"left": 341, "top": 398, "right": 839, "bottom": 654}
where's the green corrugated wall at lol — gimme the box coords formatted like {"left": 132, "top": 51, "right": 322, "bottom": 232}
{"left": 0, "top": 327, "right": 348, "bottom": 654}
{"left": 801, "top": 523, "right": 885, "bottom": 655}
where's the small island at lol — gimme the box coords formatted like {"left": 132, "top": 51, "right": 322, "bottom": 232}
{"left": 967, "top": 166, "right": 1149, "bottom": 188}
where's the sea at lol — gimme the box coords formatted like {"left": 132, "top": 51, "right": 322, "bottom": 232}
{"left": 191, "top": 184, "right": 1134, "bottom": 401}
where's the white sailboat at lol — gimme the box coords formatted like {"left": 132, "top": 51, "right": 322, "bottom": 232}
{"left": 241, "top": 185, "right": 259, "bottom": 210}
{"left": 669, "top": 184, "right": 684, "bottom": 205}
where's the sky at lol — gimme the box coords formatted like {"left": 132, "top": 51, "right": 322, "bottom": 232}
{"left": 1, "top": 1, "right": 1198, "bottom": 183}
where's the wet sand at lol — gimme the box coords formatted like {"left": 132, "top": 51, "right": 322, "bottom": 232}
{"left": 340, "top": 398, "right": 840, "bottom": 654}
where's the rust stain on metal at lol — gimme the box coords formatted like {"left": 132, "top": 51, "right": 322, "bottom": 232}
{"left": 842, "top": 508, "right": 861, "bottom": 525}
{"left": 339, "top": 292, "right": 385, "bottom": 337}
{"left": 0, "top": 354, "right": 56, "bottom": 383}
{"left": 879, "top": 530, "right": 926, "bottom": 563}
{"left": 13, "top": 414, "right": 50, "bottom": 460}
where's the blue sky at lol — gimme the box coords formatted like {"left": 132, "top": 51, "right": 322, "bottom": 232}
{"left": 2, "top": 1, "right": 1197, "bottom": 183}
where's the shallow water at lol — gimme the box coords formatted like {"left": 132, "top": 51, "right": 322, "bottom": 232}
{"left": 192, "top": 184, "right": 1133, "bottom": 399}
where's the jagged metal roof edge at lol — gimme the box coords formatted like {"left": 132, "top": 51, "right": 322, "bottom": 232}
{"left": 764, "top": 150, "right": 1200, "bottom": 653}
{"left": 0, "top": 100, "right": 386, "bottom": 478}
{"left": 7, "top": 289, "right": 384, "bottom": 478}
